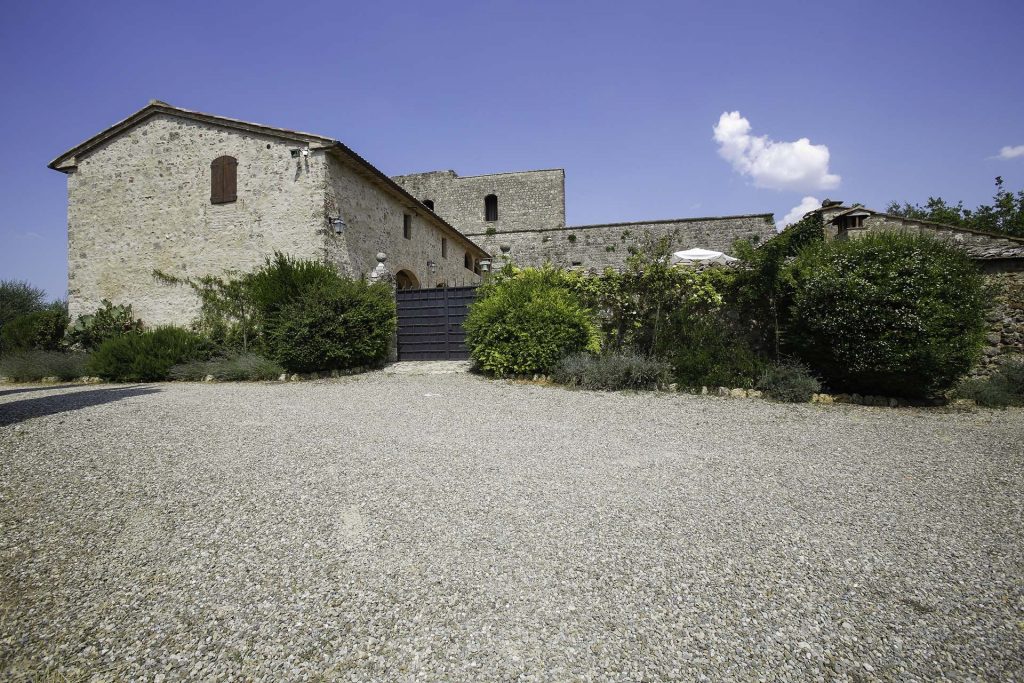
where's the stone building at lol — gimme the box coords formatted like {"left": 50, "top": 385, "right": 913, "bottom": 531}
{"left": 811, "top": 200, "right": 1024, "bottom": 369}
{"left": 48, "top": 101, "right": 490, "bottom": 326}
{"left": 392, "top": 169, "right": 777, "bottom": 271}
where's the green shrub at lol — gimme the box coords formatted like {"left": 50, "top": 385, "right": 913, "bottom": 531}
{"left": 1, "top": 302, "right": 69, "bottom": 352}
{"left": 169, "top": 353, "right": 284, "bottom": 381}
{"left": 669, "top": 313, "right": 766, "bottom": 389}
{"left": 87, "top": 327, "right": 210, "bottom": 381}
{"left": 0, "top": 351, "right": 90, "bottom": 382}
{"left": 465, "top": 266, "right": 601, "bottom": 376}
{"left": 552, "top": 352, "right": 671, "bottom": 390}
{"left": 758, "top": 361, "right": 821, "bottom": 403}
{"left": 0, "top": 280, "right": 46, "bottom": 334}
{"left": 955, "top": 359, "right": 1024, "bottom": 408}
{"left": 264, "top": 280, "right": 395, "bottom": 373}
{"left": 785, "top": 232, "right": 986, "bottom": 398}
{"left": 66, "top": 300, "right": 143, "bottom": 351}
{"left": 245, "top": 253, "right": 342, "bottom": 321}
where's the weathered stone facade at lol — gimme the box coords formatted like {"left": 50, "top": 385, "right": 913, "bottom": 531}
{"left": 393, "top": 168, "right": 776, "bottom": 270}
{"left": 979, "top": 268, "right": 1024, "bottom": 370}
{"left": 467, "top": 215, "right": 777, "bottom": 270}
{"left": 392, "top": 169, "right": 566, "bottom": 234}
{"left": 50, "top": 103, "right": 487, "bottom": 327}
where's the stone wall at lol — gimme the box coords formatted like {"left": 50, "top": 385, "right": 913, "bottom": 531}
{"left": 979, "top": 268, "right": 1024, "bottom": 372}
{"left": 391, "top": 169, "right": 565, "bottom": 234}
{"left": 325, "top": 155, "right": 482, "bottom": 289}
{"left": 65, "top": 113, "right": 325, "bottom": 326}
{"left": 465, "top": 215, "right": 777, "bottom": 270}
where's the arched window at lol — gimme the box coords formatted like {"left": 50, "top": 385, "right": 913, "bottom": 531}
{"left": 422, "top": 199, "right": 435, "bottom": 211}
{"left": 211, "top": 156, "right": 237, "bottom": 204}
{"left": 484, "top": 194, "right": 498, "bottom": 222}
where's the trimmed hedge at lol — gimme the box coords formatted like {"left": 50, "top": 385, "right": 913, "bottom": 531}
{"left": 87, "top": 327, "right": 211, "bottom": 381}
{"left": 264, "top": 280, "right": 396, "bottom": 373}
{"left": 464, "top": 266, "right": 601, "bottom": 376}
{"left": 785, "top": 232, "right": 986, "bottom": 398}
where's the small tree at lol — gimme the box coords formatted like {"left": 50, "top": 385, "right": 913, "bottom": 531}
{"left": 0, "top": 280, "right": 47, "bottom": 343}
{"left": 785, "top": 232, "right": 986, "bottom": 397}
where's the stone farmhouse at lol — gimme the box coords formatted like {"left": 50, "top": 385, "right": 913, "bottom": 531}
{"left": 48, "top": 102, "right": 1023, "bottom": 366}
{"left": 49, "top": 102, "right": 777, "bottom": 328}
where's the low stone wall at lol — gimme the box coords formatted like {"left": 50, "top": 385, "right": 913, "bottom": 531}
{"left": 978, "top": 269, "right": 1024, "bottom": 373}
{"left": 466, "top": 215, "right": 776, "bottom": 270}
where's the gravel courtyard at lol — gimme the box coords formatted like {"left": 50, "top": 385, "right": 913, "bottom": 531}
{"left": 1, "top": 371, "right": 1022, "bottom": 681}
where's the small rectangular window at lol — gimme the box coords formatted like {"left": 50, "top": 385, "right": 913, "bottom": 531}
{"left": 464, "top": 253, "right": 473, "bottom": 271}
{"left": 441, "top": 237, "right": 448, "bottom": 258}
{"left": 403, "top": 214, "right": 412, "bottom": 239}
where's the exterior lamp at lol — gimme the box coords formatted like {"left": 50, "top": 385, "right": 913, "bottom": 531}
{"left": 479, "top": 259, "right": 492, "bottom": 273}
{"left": 329, "top": 216, "right": 346, "bottom": 234}
{"left": 427, "top": 260, "right": 437, "bottom": 274}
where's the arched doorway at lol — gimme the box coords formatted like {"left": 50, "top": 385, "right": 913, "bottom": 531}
{"left": 395, "top": 269, "right": 419, "bottom": 290}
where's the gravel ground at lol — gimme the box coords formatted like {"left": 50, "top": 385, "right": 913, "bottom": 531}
{"left": 1, "top": 373, "right": 1022, "bottom": 682}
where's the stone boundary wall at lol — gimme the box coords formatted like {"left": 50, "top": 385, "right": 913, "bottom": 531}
{"left": 978, "top": 268, "right": 1024, "bottom": 373}
{"left": 465, "top": 215, "right": 777, "bottom": 270}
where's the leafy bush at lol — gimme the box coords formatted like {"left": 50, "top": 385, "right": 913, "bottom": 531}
{"left": 0, "top": 280, "right": 46, "bottom": 334}
{"left": 0, "top": 351, "right": 90, "bottom": 382}
{"left": 465, "top": 266, "right": 601, "bottom": 376}
{"left": 1, "top": 302, "right": 69, "bottom": 352}
{"left": 552, "top": 352, "right": 671, "bottom": 390}
{"left": 264, "top": 280, "right": 395, "bottom": 373}
{"left": 785, "top": 232, "right": 986, "bottom": 398}
{"left": 954, "top": 359, "right": 1024, "bottom": 408}
{"left": 669, "top": 313, "right": 766, "bottom": 389}
{"left": 758, "top": 361, "right": 821, "bottom": 403}
{"left": 87, "top": 327, "right": 210, "bottom": 381}
{"left": 169, "top": 353, "right": 284, "bottom": 381}
{"left": 66, "top": 300, "right": 143, "bottom": 351}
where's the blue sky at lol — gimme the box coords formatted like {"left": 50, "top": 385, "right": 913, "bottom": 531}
{"left": 1, "top": 0, "right": 1021, "bottom": 299}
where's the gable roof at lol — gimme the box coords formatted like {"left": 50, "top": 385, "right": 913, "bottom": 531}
{"left": 48, "top": 101, "right": 489, "bottom": 258}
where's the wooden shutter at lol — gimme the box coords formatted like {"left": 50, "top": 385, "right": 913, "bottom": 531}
{"left": 211, "top": 156, "right": 238, "bottom": 204}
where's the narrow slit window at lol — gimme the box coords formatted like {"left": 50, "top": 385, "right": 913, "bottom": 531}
{"left": 403, "top": 214, "right": 412, "bottom": 239}
{"left": 441, "top": 237, "right": 448, "bottom": 258}
{"left": 210, "top": 156, "right": 238, "bottom": 204}
{"left": 484, "top": 194, "right": 498, "bottom": 222}
{"left": 464, "top": 253, "right": 472, "bottom": 270}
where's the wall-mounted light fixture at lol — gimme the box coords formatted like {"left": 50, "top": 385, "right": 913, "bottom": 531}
{"left": 427, "top": 260, "right": 437, "bottom": 274}
{"left": 479, "top": 259, "right": 492, "bottom": 273}
{"left": 329, "top": 216, "right": 346, "bottom": 234}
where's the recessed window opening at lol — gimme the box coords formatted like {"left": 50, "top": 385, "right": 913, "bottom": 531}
{"left": 441, "top": 237, "right": 448, "bottom": 258}
{"left": 484, "top": 194, "right": 498, "bottom": 222}
{"left": 403, "top": 214, "right": 412, "bottom": 239}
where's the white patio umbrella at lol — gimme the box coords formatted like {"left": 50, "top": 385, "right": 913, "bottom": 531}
{"left": 670, "top": 248, "right": 739, "bottom": 266}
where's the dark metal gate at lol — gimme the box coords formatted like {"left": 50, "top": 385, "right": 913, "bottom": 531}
{"left": 396, "top": 286, "right": 478, "bottom": 361}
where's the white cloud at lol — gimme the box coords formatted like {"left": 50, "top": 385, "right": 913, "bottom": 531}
{"left": 713, "top": 111, "right": 840, "bottom": 192}
{"left": 779, "top": 196, "right": 821, "bottom": 229}
{"left": 997, "top": 145, "right": 1024, "bottom": 160}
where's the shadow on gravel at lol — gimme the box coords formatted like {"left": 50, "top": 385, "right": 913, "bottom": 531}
{"left": 0, "top": 386, "right": 160, "bottom": 427}
{"left": 0, "top": 384, "right": 78, "bottom": 397}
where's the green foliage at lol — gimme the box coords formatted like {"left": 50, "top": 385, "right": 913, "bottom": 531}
{"left": 564, "top": 236, "right": 723, "bottom": 356}
{"left": 0, "top": 351, "right": 90, "bottom": 382}
{"left": 87, "top": 327, "right": 211, "bottom": 382}
{"left": 886, "top": 177, "right": 1024, "bottom": 238}
{"left": 785, "top": 232, "right": 986, "bottom": 398}
{"left": 669, "top": 312, "right": 766, "bottom": 389}
{"left": 154, "top": 270, "right": 260, "bottom": 353}
{"left": 758, "top": 360, "right": 821, "bottom": 403}
{"left": 729, "top": 213, "right": 825, "bottom": 356}
{"left": 1, "top": 302, "right": 69, "bottom": 353}
{"left": 0, "top": 280, "right": 47, "bottom": 336}
{"left": 244, "top": 253, "right": 342, "bottom": 322}
{"left": 552, "top": 352, "right": 671, "bottom": 391}
{"left": 66, "top": 300, "right": 143, "bottom": 351}
{"left": 465, "top": 265, "right": 601, "bottom": 376}
{"left": 954, "top": 359, "right": 1024, "bottom": 408}
{"left": 169, "top": 353, "right": 285, "bottom": 381}
{"left": 264, "top": 279, "right": 396, "bottom": 373}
